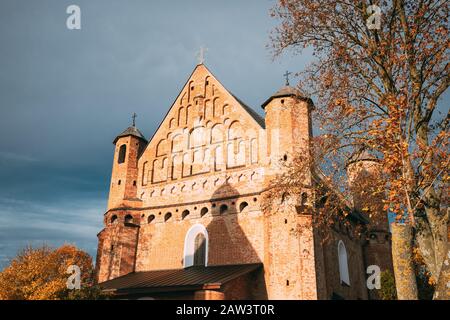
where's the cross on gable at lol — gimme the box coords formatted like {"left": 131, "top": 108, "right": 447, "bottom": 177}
{"left": 196, "top": 46, "right": 208, "bottom": 65}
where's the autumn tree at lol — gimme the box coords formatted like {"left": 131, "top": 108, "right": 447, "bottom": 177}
{"left": 269, "top": 0, "right": 449, "bottom": 299}
{"left": 0, "top": 244, "right": 108, "bottom": 300}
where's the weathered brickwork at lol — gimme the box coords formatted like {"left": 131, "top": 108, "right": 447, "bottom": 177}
{"left": 96, "top": 64, "right": 392, "bottom": 299}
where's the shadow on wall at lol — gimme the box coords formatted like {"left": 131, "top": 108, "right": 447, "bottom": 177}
{"left": 185, "top": 182, "right": 268, "bottom": 299}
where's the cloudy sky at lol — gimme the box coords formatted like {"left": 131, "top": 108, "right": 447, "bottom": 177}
{"left": 0, "top": 0, "right": 314, "bottom": 269}
{"left": 1, "top": 1, "right": 447, "bottom": 271}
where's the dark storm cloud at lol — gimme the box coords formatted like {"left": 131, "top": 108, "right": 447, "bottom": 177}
{"left": 4, "top": 1, "right": 444, "bottom": 271}
{"left": 0, "top": 0, "right": 313, "bottom": 269}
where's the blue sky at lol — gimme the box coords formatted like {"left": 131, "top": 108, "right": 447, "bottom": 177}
{"left": 0, "top": 0, "right": 313, "bottom": 269}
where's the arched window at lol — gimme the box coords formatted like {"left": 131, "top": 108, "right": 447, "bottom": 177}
{"left": 124, "top": 214, "right": 133, "bottom": 224}
{"left": 193, "top": 233, "right": 206, "bottom": 266}
{"left": 239, "top": 202, "right": 248, "bottom": 212}
{"left": 147, "top": 215, "right": 155, "bottom": 224}
{"left": 220, "top": 204, "right": 228, "bottom": 214}
{"left": 200, "top": 207, "right": 208, "bottom": 217}
{"left": 164, "top": 212, "right": 172, "bottom": 222}
{"left": 182, "top": 210, "right": 190, "bottom": 220}
{"left": 338, "top": 240, "right": 350, "bottom": 286}
{"left": 183, "top": 224, "right": 208, "bottom": 268}
{"left": 118, "top": 144, "right": 127, "bottom": 164}
{"left": 110, "top": 215, "right": 118, "bottom": 224}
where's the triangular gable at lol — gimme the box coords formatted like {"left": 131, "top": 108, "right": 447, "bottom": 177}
{"left": 142, "top": 64, "right": 265, "bottom": 155}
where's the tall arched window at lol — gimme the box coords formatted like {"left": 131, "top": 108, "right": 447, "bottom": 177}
{"left": 193, "top": 233, "right": 206, "bottom": 266}
{"left": 338, "top": 240, "right": 350, "bottom": 286}
{"left": 118, "top": 144, "right": 127, "bottom": 164}
{"left": 183, "top": 224, "right": 208, "bottom": 268}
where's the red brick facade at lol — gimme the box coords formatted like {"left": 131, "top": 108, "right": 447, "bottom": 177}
{"left": 95, "top": 64, "right": 392, "bottom": 299}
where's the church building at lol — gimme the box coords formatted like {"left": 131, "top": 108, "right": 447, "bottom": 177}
{"left": 95, "top": 63, "right": 392, "bottom": 300}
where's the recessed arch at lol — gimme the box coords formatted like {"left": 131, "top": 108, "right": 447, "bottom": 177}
{"left": 169, "top": 118, "right": 176, "bottom": 128}
{"left": 147, "top": 215, "right": 155, "bottom": 224}
{"left": 211, "top": 123, "right": 225, "bottom": 143}
{"left": 190, "top": 126, "right": 207, "bottom": 148}
{"left": 142, "top": 161, "right": 148, "bottom": 186}
{"left": 223, "top": 104, "right": 230, "bottom": 115}
{"left": 228, "top": 120, "right": 243, "bottom": 140}
{"left": 183, "top": 224, "right": 209, "bottom": 268}
{"left": 178, "top": 107, "right": 185, "bottom": 126}
{"left": 185, "top": 105, "right": 191, "bottom": 124}
{"left": 171, "top": 133, "right": 184, "bottom": 153}
{"left": 164, "top": 212, "right": 172, "bottom": 222}
{"left": 156, "top": 139, "right": 168, "bottom": 157}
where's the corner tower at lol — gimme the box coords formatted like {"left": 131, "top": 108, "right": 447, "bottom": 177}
{"left": 262, "top": 81, "right": 320, "bottom": 299}
{"left": 107, "top": 118, "right": 147, "bottom": 210}
{"left": 262, "top": 83, "right": 313, "bottom": 181}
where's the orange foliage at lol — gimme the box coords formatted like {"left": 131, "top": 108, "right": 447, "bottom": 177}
{"left": 0, "top": 244, "right": 94, "bottom": 300}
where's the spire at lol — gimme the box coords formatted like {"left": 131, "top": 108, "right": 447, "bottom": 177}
{"left": 132, "top": 112, "right": 137, "bottom": 127}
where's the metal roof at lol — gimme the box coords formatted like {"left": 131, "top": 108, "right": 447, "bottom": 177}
{"left": 100, "top": 263, "right": 262, "bottom": 294}
{"left": 231, "top": 94, "right": 266, "bottom": 128}
{"left": 113, "top": 126, "right": 147, "bottom": 144}
{"left": 261, "top": 85, "right": 307, "bottom": 109}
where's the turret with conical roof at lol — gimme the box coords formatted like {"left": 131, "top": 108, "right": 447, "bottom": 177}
{"left": 113, "top": 126, "right": 146, "bottom": 144}
{"left": 262, "top": 80, "right": 314, "bottom": 176}
{"left": 107, "top": 115, "right": 148, "bottom": 210}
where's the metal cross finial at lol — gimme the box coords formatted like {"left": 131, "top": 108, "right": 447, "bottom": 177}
{"left": 196, "top": 46, "right": 208, "bottom": 65}
{"left": 132, "top": 113, "right": 137, "bottom": 127}
{"left": 283, "top": 70, "right": 292, "bottom": 86}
